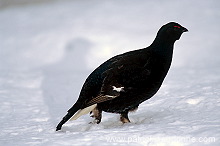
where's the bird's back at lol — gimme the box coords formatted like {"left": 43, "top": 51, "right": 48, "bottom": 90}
{"left": 77, "top": 48, "right": 147, "bottom": 104}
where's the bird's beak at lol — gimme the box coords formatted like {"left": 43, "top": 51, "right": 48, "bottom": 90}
{"left": 182, "top": 27, "right": 188, "bottom": 32}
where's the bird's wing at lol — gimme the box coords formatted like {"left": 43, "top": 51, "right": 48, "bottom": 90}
{"left": 86, "top": 94, "right": 118, "bottom": 107}
{"left": 85, "top": 52, "right": 152, "bottom": 107}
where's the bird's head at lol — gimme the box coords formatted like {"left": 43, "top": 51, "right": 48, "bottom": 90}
{"left": 157, "top": 22, "right": 188, "bottom": 42}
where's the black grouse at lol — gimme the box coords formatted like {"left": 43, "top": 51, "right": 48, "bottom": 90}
{"left": 56, "top": 22, "right": 188, "bottom": 131}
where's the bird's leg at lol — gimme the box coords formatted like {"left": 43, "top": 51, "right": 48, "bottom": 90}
{"left": 120, "top": 111, "right": 130, "bottom": 123}
{"left": 90, "top": 107, "right": 102, "bottom": 124}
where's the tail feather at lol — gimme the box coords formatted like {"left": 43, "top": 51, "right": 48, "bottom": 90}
{"left": 56, "top": 103, "right": 80, "bottom": 131}
{"left": 56, "top": 103, "right": 98, "bottom": 131}
{"left": 69, "top": 104, "right": 97, "bottom": 121}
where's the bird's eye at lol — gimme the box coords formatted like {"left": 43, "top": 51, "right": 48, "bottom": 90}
{"left": 174, "top": 26, "right": 181, "bottom": 28}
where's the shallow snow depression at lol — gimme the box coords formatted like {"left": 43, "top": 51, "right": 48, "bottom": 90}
{"left": 0, "top": 0, "right": 220, "bottom": 146}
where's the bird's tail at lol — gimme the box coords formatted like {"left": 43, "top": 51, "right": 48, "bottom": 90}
{"left": 56, "top": 102, "right": 98, "bottom": 131}
{"left": 56, "top": 103, "right": 81, "bottom": 131}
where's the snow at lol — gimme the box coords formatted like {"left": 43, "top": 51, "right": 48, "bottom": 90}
{"left": 0, "top": 0, "right": 220, "bottom": 145}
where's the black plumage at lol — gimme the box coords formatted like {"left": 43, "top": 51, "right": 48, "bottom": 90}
{"left": 56, "top": 22, "right": 188, "bottom": 131}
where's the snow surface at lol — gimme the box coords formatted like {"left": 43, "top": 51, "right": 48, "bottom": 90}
{"left": 0, "top": 0, "right": 220, "bottom": 145}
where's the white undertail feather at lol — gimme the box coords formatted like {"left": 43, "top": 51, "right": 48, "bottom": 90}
{"left": 69, "top": 104, "right": 97, "bottom": 121}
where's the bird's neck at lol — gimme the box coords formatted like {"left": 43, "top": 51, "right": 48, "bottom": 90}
{"left": 150, "top": 36, "right": 175, "bottom": 60}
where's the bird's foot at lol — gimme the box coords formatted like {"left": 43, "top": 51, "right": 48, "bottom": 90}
{"left": 89, "top": 107, "right": 102, "bottom": 124}
{"left": 120, "top": 116, "right": 131, "bottom": 123}
{"left": 120, "top": 112, "right": 130, "bottom": 123}
{"left": 89, "top": 119, "right": 101, "bottom": 124}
